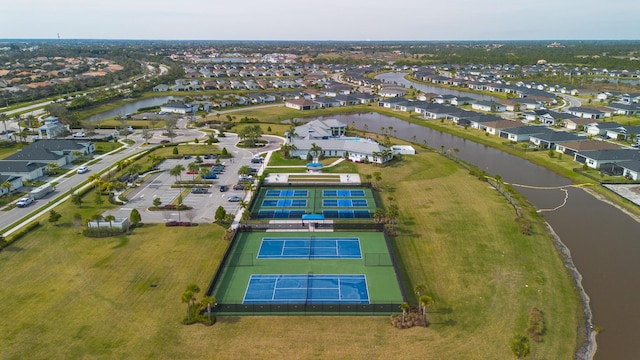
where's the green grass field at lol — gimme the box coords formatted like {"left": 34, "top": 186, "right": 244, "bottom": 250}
{"left": 0, "top": 148, "right": 580, "bottom": 359}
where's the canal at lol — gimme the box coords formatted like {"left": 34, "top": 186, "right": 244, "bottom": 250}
{"left": 299, "top": 111, "right": 640, "bottom": 360}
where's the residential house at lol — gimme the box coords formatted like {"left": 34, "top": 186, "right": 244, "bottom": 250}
{"left": 564, "top": 118, "right": 595, "bottom": 131}
{"left": 0, "top": 174, "right": 24, "bottom": 196}
{"left": 529, "top": 131, "right": 585, "bottom": 149}
{"left": 606, "top": 102, "right": 640, "bottom": 116}
{"left": 499, "top": 126, "right": 553, "bottom": 142}
{"left": 0, "top": 139, "right": 95, "bottom": 181}
{"left": 574, "top": 149, "right": 640, "bottom": 169}
{"left": 584, "top": 121, "right": 624, "bottom": 137}
{"left": 567, "top": 106, "right": 606, "bottom": 119}
{"left": 152, "top": 84, "right": 169, "bottom": 92}
{"left": 471, "top": 101, "right": 506, "bottom": 112}
{"left": 160, "top": 102, "right": 194, "bottom": 114}
{"left": 285, "top": 99, "right": 320, "bottom": 111}
{"left": 38, "top": 117, "right": 68, "bottom": 139}
{"left": 555, "top": 139, "right": 621, "bottom": 157}
{"left": 479, "top": 120, "right": 524, "bottom": 135}
{"left": 604, "top": 125, "right": 640, "bottom": 142}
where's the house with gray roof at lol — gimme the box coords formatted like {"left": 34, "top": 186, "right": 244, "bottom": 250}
{"left": 567, "top": 106, "right": 606, "bottom": 119}
{"left": 606, "top": 102, "right": 640, "bottom": 116}
{"left": 499, "top": 126, "right": 553, "bottom": 142}
{"left": 555, "top": 139, "right": 622, "bottom": 157}
{"left": 617, "top": 160, "right": 640, "bottom": 180}
{"left": 287, "top": 119, "right": 392, "bottom": 165}
{"left": 584, "top": 121, "right": 624, "bottom": 137}
{"left": 0, "top": 139, "right": 95, "bottom": 181}
{"left": 574, "top": 149, "right": 640, "bottom": 169}
{"left": 0, "top": 174, "right": 24, "bottom": 196}
{"left": 529, "top": 131, "right": 586, "bottom": 149}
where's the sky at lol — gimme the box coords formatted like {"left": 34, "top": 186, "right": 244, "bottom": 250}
{"left": 2, "top": 0, "right": 639, "bottom": 41}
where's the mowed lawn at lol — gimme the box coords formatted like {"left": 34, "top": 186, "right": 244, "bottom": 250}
{"left": 0, "top": 150, "right": 580, "bottom": 359}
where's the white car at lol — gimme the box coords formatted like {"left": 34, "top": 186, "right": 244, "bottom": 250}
{"left": 77, "top": 166, "right": 89, "bottom": 174}
{"left": 73, "top": 132, "right": 85, "bottom": 137}
{"left": 16, "top": 197, "right": 34, "bottom": 207}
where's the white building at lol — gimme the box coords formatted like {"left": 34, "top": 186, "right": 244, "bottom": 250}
{"left": 287, "top": 119, "right": 393, "bottom": 165}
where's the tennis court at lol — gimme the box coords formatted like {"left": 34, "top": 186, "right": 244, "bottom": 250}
{"left": 252, "top": 186, "right": 377, "bottom": 220}
{"left": 323, "top": 189, "right": 365, "bottom": 197}
{"left": 257, "top": 237, "right": 362, "bottom": 259}
{"left": 262, "top": 199, "right": 308, "bottom": 207}
{"left": 210, "top": 231, "right": 404, "bottom": 314}
{"left": 266, "top": 189, "right": 309, "bottom": 197}
{"left": 243, "top": 274, "right": 370, "bottom": 304}
{"left": 323, "top": 199, "right": 368, "bottom": 207}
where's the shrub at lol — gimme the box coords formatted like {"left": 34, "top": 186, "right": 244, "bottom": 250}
{"left": 526, "top": 307, "right": 545, "bottom": 342}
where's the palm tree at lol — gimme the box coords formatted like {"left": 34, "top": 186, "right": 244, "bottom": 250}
{"left": 309, "top": 142, "right": 322, "bottom": 161}
{"left": 373, "top": 208, "right": 386, "bottom": 223}
{"left": 1, "top": 181, "right": 12, "bottom": 200}
{"left": 419, "top": 294, "right": 432, "bottom": 322}
{"left": 400, "top": 302, "right": 410, "bottom": 326}
{"left": 187, "top": 162, "right": 199, "bottom": 181}
{"left": 181, "top": 290, "right": 194, "bottom": 321}
{"left": 414, "top": 284, "right": 427, "bottom": 297}
{"left": 0, "top": 113, "right": 8, "bottom": 140}
{"left": 170, "top": 164, "right": 185, "bottom": 182}
{"left": 201, "top": 296, "right": 217, "bottom": 323}
{"left": 104, "top": 215, "right": 116, "bottom": 232}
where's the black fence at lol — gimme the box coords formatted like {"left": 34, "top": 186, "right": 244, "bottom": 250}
{"left": 239, "top": 222, "right": 384, "bottom": 232}
{"left": 215, "top": 302, "right": 400, "bottom": 316}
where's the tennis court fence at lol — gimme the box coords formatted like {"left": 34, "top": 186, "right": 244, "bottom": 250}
{"left": 214, "top": 302, "right": 402, "bottom": 315}
{"left": 364, "top": 253, "right": 393, "bottom": 266}
{"left": 239, "top": 222, "right": 384, "bottom": 232}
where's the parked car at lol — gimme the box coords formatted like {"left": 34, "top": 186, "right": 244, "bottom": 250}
{"left": 77, "top": 166, "right": 89, "bottom": 174}
{"left": 186, "top": 170, "right": 199, "bottom": 175}
{"left": 233, "top": 184, "right": 245, "bottom": 190}
{"left": 183, "top": 155, "right": 191, "bottom": 160}
{"left": 190, "top": 187, "right": 208, "bottom": 194}
{"left": 202, "top": 173, "right": 217, "bottom": 179}
{"left": 227, "top": 195, "right": 242, "bottom": 202}
{"left": 251, "top": 157, "right": 263, "bottom": 164}
{"left": 219, "top": 185, "right": 229, "bottom": 192}
{"left": 72, "top": 132, "right": 85, "bottom": 137}
{"left": 16, "top": 197, "right": 34, "bottom": 207}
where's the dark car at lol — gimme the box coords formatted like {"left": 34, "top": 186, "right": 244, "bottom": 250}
{"left": 233, "top": 184, "right": 245, "bottom": 190}
{"left": 160, "top": 139, "right": 170, "bottom": 144}
{"left": 251, "top": 157, "right": 263, "bottom": 164}
{"left": 190, "top": 187, "right": 207, "bottom": 194}
{"left": 219, "top": 185, "right": 229, "bottom": 192}
{"left": 202, "top": 173, "right": 217, "bottom": 179}
{"left": 183, "top": 155, "right": 191, "bottom": 160}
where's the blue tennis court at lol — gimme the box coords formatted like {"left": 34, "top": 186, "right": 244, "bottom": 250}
{"left": 266, "top": 189, "right": 308, "bottom": 197}
{"left": 322, "top": 210, "right": 371, "bottom": 219}
{"left": 323, "top": 199, "right": 368, "bottom": 207}
{"left": 257, "top": 237, "right": 362, "bottom": 259}
{"left": 257, "top": 210, "right": 306, "bottom": 219}
{"left": 323, "top": 189, "right": 365, "bottom": 197}
{"left": 243, "top": 274, "right": 370, "bottom": 304}
{"left": 262, "top": 199, "right": 308, "bottom": 207}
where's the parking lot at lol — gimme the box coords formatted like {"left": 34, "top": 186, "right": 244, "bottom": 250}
{"left": 103, "top": 146, "right": 260, "bottom": 224}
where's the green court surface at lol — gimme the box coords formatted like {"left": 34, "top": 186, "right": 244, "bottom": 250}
{"left": 251, "top": 186, "right": 377, "bottom": 220}
{"left": 211, "top": 231, "right": 404, "bottom": 314}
